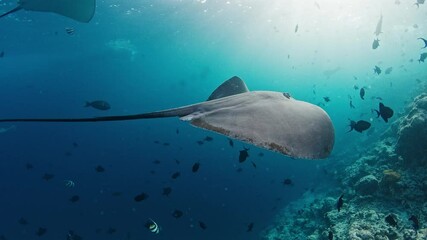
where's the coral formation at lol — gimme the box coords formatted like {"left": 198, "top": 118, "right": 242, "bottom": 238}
{"left": 262, "top": 88, "right": 427, "bottom": 240}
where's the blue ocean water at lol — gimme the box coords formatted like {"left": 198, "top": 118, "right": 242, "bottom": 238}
{"left": 0, "top": 0, "right": 426, "bottom": 239}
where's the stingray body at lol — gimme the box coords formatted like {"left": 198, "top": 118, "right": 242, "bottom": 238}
{"left": 0, "top": 76, "right": 335, "bottom": 159}
{"left": 0, "top": 0, "right": 95, "bottom": 23}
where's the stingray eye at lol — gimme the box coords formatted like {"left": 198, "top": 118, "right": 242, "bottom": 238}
{"left": 282, "top": 93, "right": 291, "bottom": 99}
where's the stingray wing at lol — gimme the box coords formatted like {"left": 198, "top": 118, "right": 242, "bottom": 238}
{"left": 181, "top": 91, "right": 335, "bottom": 159}
{"left": 20, "top": 0, "right": 95, "bottom": 22}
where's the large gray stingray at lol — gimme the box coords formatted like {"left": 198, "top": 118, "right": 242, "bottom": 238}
{"left": 0, "top": 76, "right": 335, "bottom": 159}
{"left": 0, "top": 0, "right": 96, "bottom": 23}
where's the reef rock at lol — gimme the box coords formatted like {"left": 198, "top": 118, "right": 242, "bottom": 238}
{"left": 396, "top": 93, "right": 427, "bottom": 166}
{"left": 355, "top": 175, "right": 379, "bottom": 195}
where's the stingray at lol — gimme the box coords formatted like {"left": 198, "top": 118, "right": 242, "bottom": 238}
{"left": 0, "top": 76, "right": 335, "bottom": 159}
{"left": 0, "top": 0, "right": 96, "bottom": 23}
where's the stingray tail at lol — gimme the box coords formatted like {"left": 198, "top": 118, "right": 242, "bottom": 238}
{"left": 0, "top": 106, "right": 195, "bottom": 123}
{"left": 0, "top": 6, "right": 23, "bottom": 19}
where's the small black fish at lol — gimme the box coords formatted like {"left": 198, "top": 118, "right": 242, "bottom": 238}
{"left": 228, "top": 138, "right": 234, "bottom": 147}
{"left": 69, "top": 195, "right": 80, "bottom": 203}
{"left": 42, "top": 173, "right": 54, "bottom": 181}
{"left": 0, "top": 235, "right": 6, "bottom": 240}
{"left": 374, "top": 103, "right": 394, "bottom": 123}
{"left": 72, "top": 142, "right": 78, "bottom": 148}
{"left": 196, "top": 140, "right": 204, "bottom": 145}
{"left": 65, "top": 27, "right": 75, "bottom": 35}
{"left": 418, "top": 52, "right": 427, "bottom": 63}
{"left": 162, "top": 142, "right": 170, "bottom": 146}
{"left": 106, "top": 227, "right": 116, "bottom": 234}
{"left": 95, "top": 165, "right": 105, "bottom": 173}
{"left": 199, "top": 221, "right": 207, "bottom": 230}
{"left": 372, "top": 38, "right": 380, "bottom": 49}
{"left": 328, "top": 230, "right": 333, "bottom": 240}
{"left": 25, "top": 163, "right": 34, "bottom": 170}
{"left": 239, "top": 147, "right": 250, "bottom": 163}
{"left": 349, "top": 100, "right": 355, "bottom": 109}
{"left": 152, "top": 159, "right": 161, "bottom": 164}
{"left": 36, "top": 227, "right": 47, "bottom": 236}
{"left": 204, "top": 136, "right": 213, "bottom": 142}
{"left": 283, "top": 178, "right": 293, "bottom": 185}
{"left": 251, "top": 161, "right": 257, "bottom": 168}
{"left": 18, "top": 217, "right": 28, "bottom": 225}
{"left": 294, "top": 24, "right": 298, "bottom": 33}
{"left": 359, "top": 87, "right": 365, "bottom": 100}
{"left": 418, "top": 37, "right": 427, "bottom": 49}
{"left": 374, "top": 65, "right": 381, "bottom": 75}
{"left": 162, "top": 187, "right": 172, "bottom": 196}
{"left": 323, "top": 96, "right": 331, "bottom": 102}
{"left": 385, "top": 214, "right": 397, "bottom": 227}
{"left": 236, "top": 167, "right": 243, "bottom": 173}
{"left": 258, "top": 152, "right": 264, "bottom": 157}
{"left": 176, "top": 128, "right": 179, "bottom": 134}
{"left": 337, "top": 194, "right": 344, "bottom": 212}
{"left": 385, "top": 67, "right": 393, "bottom": 74}
{"left": 409, "top": 215, "right": 419, "bottom": 230}
{"left": 353, "top": 85, "right": 359, "bottom": 90}
{"left": 172, "top": 209, "right": 183, "bottom": 219}
{"left": 348, "top": 120, "right": 371, "bottom": 133}
{"left": 134, "top": 193, "right": 149, "bottom": 202}
{"left": 0, "top": 51, "right": 4, "bottom": 58}
{"left": 192, "top": 162, "right": 200, "bottom": 173}
{"left": 247, "top": 222, "right": 254, "bottom": 232}
{"left": 171, "top": 171, "right": 181, "bottom": 179}
{"left": 85, "top": 100, "right": 111, "bottom": 110}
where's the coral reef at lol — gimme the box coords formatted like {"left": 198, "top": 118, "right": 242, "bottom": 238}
{"left": 262, "top": 88, "right": 427, "bottom": 240}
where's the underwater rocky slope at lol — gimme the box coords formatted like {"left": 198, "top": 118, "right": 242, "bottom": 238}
{"left": 262, "top": 83, "right": 427, "bottom": 240}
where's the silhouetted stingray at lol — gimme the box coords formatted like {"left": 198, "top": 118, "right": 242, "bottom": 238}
{"left": 0, "top": 0, "right": 95, "bottom": 23}
{"left": 0, "top": 76, "right": 335, "bottom": 159}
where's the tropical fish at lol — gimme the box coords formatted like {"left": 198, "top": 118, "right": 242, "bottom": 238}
{"left": 348, "top": 120, "right": 371, "bottom": 133}
{"left": 18, "top": 217, "right": 28, "bottom": 225}
{"left": 36, "top": 227, "right": 47, "bottom": 237}
{"left": 323, "top": 96, "right": 331, "bottom": 102}
{"left": 65, "top": 27, "right": 75, "bottom": 35}
{"left": 171, "top": 171, "right": 181, "bottom": 179}
{"left": 95, "top": 165, "right": 105, "bottom": 172}
{"left": 372, "top": 39, "right": 380, "bottom": 49}
{"left": 374, "top": 103, "right": 394, "bottom": 123}
{"left": 294, "top": 24, "right": 299, "bottom": 33}
{"left": 0, "top": 76, "right": 335, "bottom": 160}
{"left": 228, "top": 138, "right": 234, "bottom": 147}
{"left": 374, "top": 65, "right": 381, "bottom": 75}
{"left": 204, "top": 136, "right": 213, "bottom": 142}
{"left": 337, "top": 194, "right": 344, "bottom": 212}
{"left": 85, "top": 100, "right": 111, "bottom": 110}
{"left": 374, "top": 15, "right": 383, "bottom": 36}
{"left": 409, "top": 215, "right": 419, "bottom": 230}
{"left": 418, "top": 52, "right": 427, "bottom": 63}
{"left": 328, "top": 230, "right": 333, "bottom": 240}
{"left": 247, "top": 222, "right": 254, "bottom": 232}
{"left": 145, "top": 218, "right": 160, "bottom": 234}
{"left": 134, "top": 193, "right": 149, "bottom": 202}
{"left": 172, "top": 209, "right": 183, "bottom": 219}
{"left": 418, "top": 38, "right": 427, "bottom": 48}
{"left": 0, "top": 0, "right": 96, "bottom": 23}
{"left": 359, "top": 88, "right": 365, "bottom": 100}
{"left": 239, "top": 147, "right": 250, "bottom": 163}
{"left": 162, "top": 187, "right": 172, "bottom": 196}
{"left": 385, "top": 67, "right": 393, "bottom": 74}
{"left": 69, "top": 195, "right": 80, "bottom": 203}
{"left": 42, "top": 173, "right": 54, "bottom": 181}
{"left": 192, "top": 162, "right": 200, "bottom": 172}
{"left": 385, "top": 214, "right": 397, "bottom": 227}
{"left": 283, "top": 178, "right": 293, "bottom": 185}
{"left": 199, "top": 221, "right": 207, "bottom": 230}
